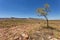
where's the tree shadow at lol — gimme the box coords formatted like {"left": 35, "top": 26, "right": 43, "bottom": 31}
{"left": 42, "top": 26, "right": 60, "bottom": 32}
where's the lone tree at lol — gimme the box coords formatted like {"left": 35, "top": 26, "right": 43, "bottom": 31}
{"left": 37, "top": 4, "right": 50, "bottom": 27}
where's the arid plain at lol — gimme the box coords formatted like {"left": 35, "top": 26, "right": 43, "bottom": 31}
{"left": 0, "top": 18, "right": 60, "bottom": 40}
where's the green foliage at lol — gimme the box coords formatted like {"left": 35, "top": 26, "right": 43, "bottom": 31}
{"left": 37, "top": 4, "right": 50, "bottom": 16}
{"left": 37, "top": 8, "right": 47, "bottom": 16}
{"left": 44, "top": 4, "right": 50, "bottom": 9}
{"left": 36, "top": 3, "right": 50, "bottom": 27}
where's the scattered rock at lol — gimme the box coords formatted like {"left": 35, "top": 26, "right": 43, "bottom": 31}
{"left": 20, "top": 32, "right": 29, "bottom": 40}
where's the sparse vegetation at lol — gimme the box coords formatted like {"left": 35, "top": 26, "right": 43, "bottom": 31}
{"left": 37, "top": 4, "right": 50, "bottom": 28}
{"left": 0, "top": 18, "right": 60, "bottom": 40}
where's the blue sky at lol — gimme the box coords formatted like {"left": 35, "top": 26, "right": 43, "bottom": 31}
{"left": 0, "top": 0, "right": 60, "bottom": 20}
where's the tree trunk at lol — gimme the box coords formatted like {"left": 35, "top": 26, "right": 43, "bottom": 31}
{"left": 44, "top": 15, "right": 49, "bottom": 27}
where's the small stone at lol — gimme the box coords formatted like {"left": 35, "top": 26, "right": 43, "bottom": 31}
{"left": 48, "top": 36, "right": 52, "bottom": 39}
{"left": 21, "top": 33, "right": 28, "bottom": 38}
{"left": 14, "top": 36, "right": 19, "bottom": 39}
{"left": 21, "top": 32, "right": 29, "bottom": 40}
